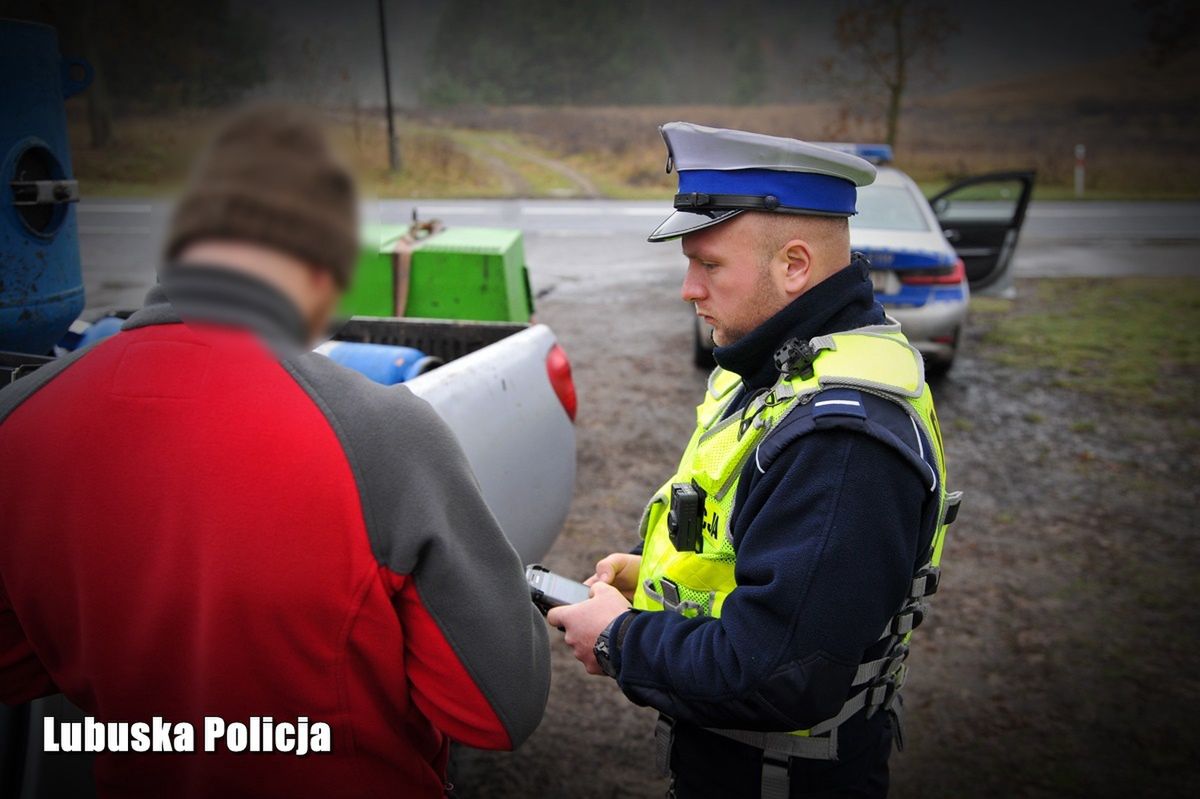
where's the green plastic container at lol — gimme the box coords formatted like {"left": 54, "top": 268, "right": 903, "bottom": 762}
{"left": 340, "top": 225, "right": 534, "bottom": 323}
{"left": 339, "top": 223, "right": 401, "bottom": 317}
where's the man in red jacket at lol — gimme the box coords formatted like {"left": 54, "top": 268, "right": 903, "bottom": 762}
{"left": 0, "top": 105, "right": 549, "bottom": 797}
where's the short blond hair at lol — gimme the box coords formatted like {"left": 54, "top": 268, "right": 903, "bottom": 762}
{"left": 752, "top": 213, "right": 850, "bottom": 267}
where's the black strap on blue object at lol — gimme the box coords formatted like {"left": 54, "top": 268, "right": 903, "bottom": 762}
{"left": 676, "top": 191, "right": 783, "bottom": 211}
{"left": 674, "top": 192, "right": 847, "bottom": 217}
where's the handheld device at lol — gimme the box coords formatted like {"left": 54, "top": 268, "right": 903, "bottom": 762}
{"left": 526, "top": 564, "right": 591, "bottom": 615}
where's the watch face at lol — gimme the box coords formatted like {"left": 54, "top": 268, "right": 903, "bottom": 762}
{"left": 594, "top": 634, "right": 615, "bottom": 677}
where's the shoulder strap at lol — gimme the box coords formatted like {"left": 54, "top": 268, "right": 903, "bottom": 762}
{"left": 807, "top": 329, "right": 926, "bottom": 399}
{"left": 754, "top": 387, "right": 939, "bottom": 493}
{"left": 706, "top": 366, "right": 741, "bottom": 401}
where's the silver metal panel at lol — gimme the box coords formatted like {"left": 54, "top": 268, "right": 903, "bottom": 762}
{"left": 408, "top": 324, "right": 576, "bottom": 563}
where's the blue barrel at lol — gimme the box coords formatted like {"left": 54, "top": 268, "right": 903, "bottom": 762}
{"left": 0, "top": 20, "right": 92, "bottom": 355}
{"left": 318, "top": 342, "right": 442, "bottom": 385}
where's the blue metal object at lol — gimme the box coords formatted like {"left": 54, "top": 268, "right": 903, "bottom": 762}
{"left": 0, "top": 20, "right": 92, "bottom": 355}
{"left": 814, "top": 142, "right": 894, "bottom": 165}
{"left": 76, "top": 315, "right": 124, "bottom": 349}
{"left": 319, "top": 342, "right": 442, "bottom": 385}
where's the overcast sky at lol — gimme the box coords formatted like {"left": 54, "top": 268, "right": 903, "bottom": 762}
{"left": 936, "top": 0, "right": 1150, "bottom": 89}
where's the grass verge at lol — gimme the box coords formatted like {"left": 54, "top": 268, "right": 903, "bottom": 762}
{"left": 68, "top": 111, "right": 1199, "bottom": 201}
{"left": 969, "top": 278, "right": 1200, "bottom": 408}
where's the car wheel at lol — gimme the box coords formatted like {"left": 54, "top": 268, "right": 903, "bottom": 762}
{"left": 925, "top": 353, "right": 954, "bottom": 378}
{"left": 693, "top": 317, "right": 715, "bottom": 369}
{"left": 925, "top": 325, "right": 961, "bottom": 379}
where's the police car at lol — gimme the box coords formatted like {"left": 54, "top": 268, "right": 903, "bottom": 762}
{"left": 694, "top": 144, "right": 1035, "bottom": 375}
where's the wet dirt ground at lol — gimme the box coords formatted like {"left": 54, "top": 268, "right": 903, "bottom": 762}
{"left": 454, "top": 250, "right": 1200, "bottom": 798}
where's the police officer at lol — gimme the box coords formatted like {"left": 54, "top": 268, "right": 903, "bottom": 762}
{"left": 548, "top": 122, "right": 959, "bottom": 798}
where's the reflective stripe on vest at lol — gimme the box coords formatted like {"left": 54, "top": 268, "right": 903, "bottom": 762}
{"left": 632, "top": 320, "right": 956, "bottom": 758}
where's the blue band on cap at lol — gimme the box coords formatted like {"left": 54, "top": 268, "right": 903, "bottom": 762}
{"left": 678, "top": 168, "right": 858, "bottom": 215}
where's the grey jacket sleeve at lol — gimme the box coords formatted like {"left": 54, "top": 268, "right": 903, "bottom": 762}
{"left": 284, "top": 352, "right": 550, "bottom": 749}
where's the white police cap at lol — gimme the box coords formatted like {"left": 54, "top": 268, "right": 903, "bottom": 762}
{"left": 648, "top": 122, "right": 877, "bottom": 242}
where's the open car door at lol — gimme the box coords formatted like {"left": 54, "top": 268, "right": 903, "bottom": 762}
{"left": 929, "top": 171, "right": 1036, "bottom": 291}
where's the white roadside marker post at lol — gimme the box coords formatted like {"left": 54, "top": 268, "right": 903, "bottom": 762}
{"left": 1074, "top": 144, "right": 1086, "bottom": 199}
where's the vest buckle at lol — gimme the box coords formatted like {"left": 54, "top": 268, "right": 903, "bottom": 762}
{"left": 865, "top": 648, "right": 908, "bottom": 719}
{"left": 865, "top": 672, "right": 901, "bottom": 719}
{"left": 909, "top": 566, "right": 940, "bottom": 599}
{"left": 889, "top": 602, "right": 926, "bottom": 636}
{"left": 660, "top": 577, "right": 682, "bottom": 610}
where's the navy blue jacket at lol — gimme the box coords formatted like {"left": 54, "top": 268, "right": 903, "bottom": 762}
{"left": 612, "top": 257, "right": 937, "bottom": 789}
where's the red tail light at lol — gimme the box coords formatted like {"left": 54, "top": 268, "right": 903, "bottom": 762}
{"left": 899, "top": 258, "right": 966, "bottom": 285}
{"left": 545, "top": 344, "right": 577, "bottom": 422}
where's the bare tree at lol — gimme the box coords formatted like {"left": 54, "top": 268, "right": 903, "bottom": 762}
{"left": 822, "top": 0, "right": 959, "bottom": 148}
{"left": 77, "top": 0, "right": 113, "bottom": 147}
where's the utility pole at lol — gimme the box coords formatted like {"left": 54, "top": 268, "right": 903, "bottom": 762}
{"left": 377, "top": 0, "right": 401, "bottom": 173}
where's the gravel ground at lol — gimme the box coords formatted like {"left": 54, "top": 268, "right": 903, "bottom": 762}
{"left": 454, "top": 272, "right": 1200, "bottom": 798}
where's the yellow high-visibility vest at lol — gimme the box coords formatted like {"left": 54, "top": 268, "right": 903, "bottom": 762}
{"left": 633, "top": 322, "right": 959, "bottom": 759}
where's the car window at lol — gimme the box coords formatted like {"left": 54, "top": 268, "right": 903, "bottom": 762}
{"left": 851, "top": 185, "right": 931, "bottom": 232}
{"left": 931, "top": 179, "right": 1030, "bottom": 224}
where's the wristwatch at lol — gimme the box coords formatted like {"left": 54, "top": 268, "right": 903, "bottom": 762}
{"left": 595, "top": 611, "right": 637, "bottom": 678}
{"left": 594, "top": 618, "right": 619, "bottom": 678}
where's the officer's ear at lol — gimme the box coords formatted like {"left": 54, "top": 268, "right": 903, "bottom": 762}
{"left": 780, "top": 239, "right": 814, "bottom": 296}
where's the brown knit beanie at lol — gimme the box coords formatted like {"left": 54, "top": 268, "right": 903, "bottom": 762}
{"left": 165, "top": 104, "right": 359, "bottom": 287}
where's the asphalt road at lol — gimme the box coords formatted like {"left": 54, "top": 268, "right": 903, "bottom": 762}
{"left": 76, "top": 199, "right": 1200, "bottom": 316}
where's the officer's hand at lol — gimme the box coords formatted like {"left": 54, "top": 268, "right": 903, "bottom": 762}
{"left": 584, "top": 553, "right": 642, "bottom": 601}
{"left": 546, "top": 581, "right": 631, "bottom": 676}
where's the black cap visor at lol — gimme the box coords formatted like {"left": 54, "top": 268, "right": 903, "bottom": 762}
{"left": 647, "top": 209, "right": 744, "bottom": 243}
